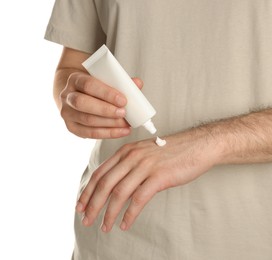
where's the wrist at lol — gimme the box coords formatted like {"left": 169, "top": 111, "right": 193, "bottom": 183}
{"left": 196, "top": 124, "right": 227, "bottom": 166}
{"left": 167, "top": 125, "right": 226, "bottom": 168}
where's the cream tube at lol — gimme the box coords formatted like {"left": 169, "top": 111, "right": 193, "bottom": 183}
{"left": 82, "top": 45, "right": 157, "bottom": 134}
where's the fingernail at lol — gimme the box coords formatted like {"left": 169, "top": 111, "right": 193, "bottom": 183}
{"left": 82, "top": 216, "right": 89, "bottom": 226}
{"left": 76, "top": 201, "right": 83, "bottom": 212}
{"left": 116, "top": 108, "right": 126, "bottom": 117}
{"left": 120, "top": 221, "right": 127, "bottom": 231}
{"left": 101, "top": 224, "right": 107, "bottom": 233}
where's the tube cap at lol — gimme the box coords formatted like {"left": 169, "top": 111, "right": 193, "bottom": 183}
{"left": 143, "top": 119, "right": 157, "bottom": 134}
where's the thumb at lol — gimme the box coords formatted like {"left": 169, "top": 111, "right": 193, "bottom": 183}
{"left": 132, "top": 77, "right": 144, "bottom": 90}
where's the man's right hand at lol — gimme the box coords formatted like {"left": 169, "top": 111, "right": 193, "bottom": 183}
{"left": 59, "top": 72, "right": 143, "bottom": 139}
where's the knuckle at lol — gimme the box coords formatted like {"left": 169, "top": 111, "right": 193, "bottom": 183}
{"left": 68, "top": 93, "right": 83, "bottom": 109}
{"left": 59, "top": 89, "right": 67, "bottom": 100}
{"left": 85, "top": 204, "right": 95, "bottom": 217}
{"left": 102, "top": 88, "right": 114, "bottom": 102}
{"left": 59, "top": 107, "right": 67, "bottom": 120}
{"left": 131, "top": 194, "right": 144, "bottom": 207}
{"left": 102, "top": 104, "right": 115, "bottom": 116}
{"left": 138, "top": 157, "right": 153, "bottom": 168}
{"left": 109, "top": 129, "right": 118, "bottom": 139}
{"left": 67, "top": 73, "right": 76, "bottom": 86}
{"left": 79, "top": 192, "right": 89, "bottom": 204}
{"left": 81, "top": 77, "right": 94, "bottom": 93}
{"left": 126, "top": 148, "right": 142, "bottom": 160}
{"left": 112, "top": 185, "right": 126, "bottom": 200}
{"left": 116, "top": 143, "right": 139, "bottom": 158}
{"left": 90, "top": 170, "right": 101, "bottom": 183}
{"left": 82, "top": 114, "right": 95, "bottom": 126}
{"left": 119, "top": 143, "right": 133, "bottom": 153}
{"left": 123, "top": 210, "right": 134, "bottom": 223}
{"left": 67, "top": 73, "right": 81, "bottom": 90}
{"left": 96, "top": 178, "right": 109, "bottom": 193}
{"left": 109, "top": 128, "right": 128, "bottom": 139}
{"left": 108, "top": 89, "right": 122, "bottom": 105}
{"left": 69, "top": 71, "right": 80, "bottom": 80}
{"left": 88, "top": 128, "right": 103, "bottom": 139}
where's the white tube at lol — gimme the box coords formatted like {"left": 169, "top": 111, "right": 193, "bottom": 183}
{"left": 82, "top": 45, "right": 157, "bottom": 134}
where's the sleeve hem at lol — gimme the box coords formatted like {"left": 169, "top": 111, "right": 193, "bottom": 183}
{"left": 44, "top": 24, "right": 104, "bottom": 54}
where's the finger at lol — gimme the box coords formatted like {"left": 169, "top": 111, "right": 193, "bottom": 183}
{"left": 75, "top": 75, "right": 127, "bottom": 107}
{"left": 66, "top": 92, "right": 126, "bottom": 118}
{"left": 78, "top": 114, "right": 129, "bottom": 128}
{"left": 81, "top": 183, "right": 115, "bottom": 227}
{"left": 101, "top": 169, "right": 148, "bottom": 232}
{"left": 62, "top": 107, "right": 129, "bottom": 128}
{"left": 120, "top": 178, "right": 158, "bottom": 231}
{"left": 76, "top": 151, "right": 123, "bottom": 213}
{"left": 82, "top": 157, "right": 137, "bottom": 227}
{"left": 132, "top": 77, "right": 144, "bottom": 90}
{"left": 66, "top": 122, "right": 131, "bottom": 139}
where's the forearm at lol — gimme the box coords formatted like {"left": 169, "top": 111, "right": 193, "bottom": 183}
{"left": 75, "top": 108, "right": 272, "bottom": 231}
{"left": 199, "top": 108, "right": 272, "bottom": 165}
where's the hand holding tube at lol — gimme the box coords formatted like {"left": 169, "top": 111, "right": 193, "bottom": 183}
{"left": 82, "top": 45, "right": 157, "bottom": 134}
{"left": 59, "top": 71, "right": 143, "bottom": 139}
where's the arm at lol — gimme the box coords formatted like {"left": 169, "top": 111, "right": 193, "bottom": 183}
{"left": 53, "top": 47, "right": 143, "bottom": 139}
{"left": 205, "top": 108, "right": 272, "bottom": 164}
{"left": 76, "top": 107, "right": 272, "bottom": 232}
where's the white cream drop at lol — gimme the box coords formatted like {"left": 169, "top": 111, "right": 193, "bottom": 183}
{"left": 155, "top": 136, "right": 166, "bottom": 147}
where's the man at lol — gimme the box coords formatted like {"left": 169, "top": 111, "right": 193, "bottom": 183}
{"left": 45, "top": 0, "right": 272, "bottom": 259}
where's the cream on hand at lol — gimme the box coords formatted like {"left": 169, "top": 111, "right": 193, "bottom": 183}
{"left": 155, "top": 136, "right": 166, "bottom": 147}
{"left": 82, "top": 45, "right": 157, "bottom": 134}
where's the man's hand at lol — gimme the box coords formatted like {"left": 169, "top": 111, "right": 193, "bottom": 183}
{"left": 59, "top": 72, "right": 143, "bottom": 139}
{"left": 53, "top": 47, "right": 144, "bottom": 139}
{"left": 75, "top": 129, "right": 222, "bottom": 232}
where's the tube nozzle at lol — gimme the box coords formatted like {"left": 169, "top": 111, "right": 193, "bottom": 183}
{"left": 143, "top": 119, "right": 157, "bottom": 134}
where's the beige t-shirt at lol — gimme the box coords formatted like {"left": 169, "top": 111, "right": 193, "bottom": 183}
{"left": 45, "top": 1, "right": 272, "bottom": 259}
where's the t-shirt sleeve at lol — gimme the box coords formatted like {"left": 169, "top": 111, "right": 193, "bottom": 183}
{"left": 44, "top": 0, "right": 106, "bottom": 53}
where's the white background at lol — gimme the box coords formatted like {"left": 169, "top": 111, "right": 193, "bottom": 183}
{"left": 0, "top": 1, "right": 95, "bottom": 259}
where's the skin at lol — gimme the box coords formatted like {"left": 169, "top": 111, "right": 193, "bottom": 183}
{"left": 54, "top": 47, "right": 144, "bottom": 139}
{"left": 54, "top": 47, "right": 272, "bottom": 233}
